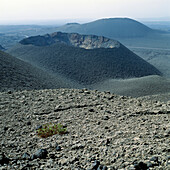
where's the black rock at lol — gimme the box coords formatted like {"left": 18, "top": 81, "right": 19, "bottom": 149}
{"left": 20, "top": 163, "right": 33, "bottom": 169}
{"left": 11, "top": 158, "right": 18, "bottom": 164}
{"left": 32, "top": 149, "right": 48, "bottom": 159}
{"left": 91, "top": 160, "right": 100, "bottom": 169}
{"left": 97, "top": 165, "right": 108, "bottom": 170}
{"left": 147, "top": 161, "right": 154, "bottom": 168}
{"left": 103, "top": 116, "right": 109, "bottom": 120}
{"left": 150, "top": 156, "right": 159, "bottom": 162}
{"left": 89, "top": 109, "right": 95, "bottom": 112}
{"left": 0, "top": 153, "right": 10, "bottom": 165}
{"left": 27, "top": 121, "right": 31, "bottom": 126}
{"left": 106, "top": 110, "right": 112, "bottom": 114}
{"left": 3, "top": 127, "right": 8, "bottom": 131}
{"left": 9, "top": 128, "right": 15, "bottom": 132}
{"left": 134, "top": 161, "right": 147, "bottom": 170}
{"left": 22, "top": 152, "right": 30, "bottom": 160}
{"left": 30, "top": 154, "right": 36, "bottom": 160}
{"left": 97, "top": 121, "right": 101, "bottom": 125}
{"left": 97, "top": 165, "right": 103, "bottom": 170}
{"left": 106, "top": 138, "right": 111, "bottom": 145}
{"left": 56, "top": 146, "right": 62, "bottom": 151}
{"left": 36, "top": 125, "right": 42, "bottom": 130}
{"left": 49, "top": 153, "right": 55, "bottom": 159}
{"left": 7, "top": 90, "right": 12, "bottom": 94}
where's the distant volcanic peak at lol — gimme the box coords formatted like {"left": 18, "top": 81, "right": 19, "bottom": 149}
{"left": 20, "top": 32, "right": 120, "bottom": 49}
{"left": 93, "top": 18, "right": 152, "bottom": 30}
{"left": 55, "top": 17, "right": 155, "bottom": 39}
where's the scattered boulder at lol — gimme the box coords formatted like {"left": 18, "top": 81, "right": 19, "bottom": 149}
{"left": 32, "top": 149, "right": 48, "bottom": 159}
{"left": 22, "top": 152, "right": 30, "bottom": 160}
{"left": 89, "top": 160, "right": 108, "bottom": 170}
{"left": 91, "top": 160, "right": 100, "bottom": 169}
{"left": 0, "top": 153, "right": 10, "bottom": 165}
{"left": 36, "top": 125, "right": 42, "bottom": 130}
{"left": 134, "top": 161, "right": 147, "bottom": 170}
{"left": 56, "top": 146, "right": 62, "bottom": 151}
{"left": 150, "top": 156, "right": 159, "bottom": 162}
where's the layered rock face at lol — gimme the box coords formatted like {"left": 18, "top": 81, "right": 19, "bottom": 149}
{"left": 51, "top": 32, "right": 120, "bottom": 49}
{"left": 20, "top": 32, "right": 120, "bottom": 49}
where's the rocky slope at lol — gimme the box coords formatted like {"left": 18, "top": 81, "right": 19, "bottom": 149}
{"left": 8, "top": 32, "right": 161, "bottom": 84}
{"left": 0, "top": 50, "right": 70, "bottom": 91}
{"left": 20, "top": 32, "right": 120, "bottom": 49}
{"left": 0, "top": 88, "right": 169, "bottom": 169}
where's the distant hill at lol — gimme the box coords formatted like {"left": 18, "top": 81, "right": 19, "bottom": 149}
{"left": 8, "top": 32, "right": 161, "bottom": 85}
{"left": 0, "top": 50, "right": 70, "bottom": 91}
{"left": 55, "top": 18, "right": 156, "bottom": 39}
{"left": 0, "top": 18, "right": 166, "bottom": 49}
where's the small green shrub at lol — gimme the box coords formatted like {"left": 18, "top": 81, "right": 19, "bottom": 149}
{"left": 36, "top": 122, "right": 67, "bottom": 138}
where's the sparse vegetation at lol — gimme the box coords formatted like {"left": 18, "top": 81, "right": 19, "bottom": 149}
{"left": 36, "top": 122, "right": 67, "bottom": 138}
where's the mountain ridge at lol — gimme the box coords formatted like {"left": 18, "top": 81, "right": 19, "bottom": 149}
{"left": 20, "top": 32, "right": 120, "bottom": 49}
{"left": 55, "top": 18, "right": 157, "bottom": 39}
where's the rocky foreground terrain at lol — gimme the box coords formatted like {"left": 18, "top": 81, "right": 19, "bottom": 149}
{"left": 0, "top": 88, "right": 169, "bottom": 169}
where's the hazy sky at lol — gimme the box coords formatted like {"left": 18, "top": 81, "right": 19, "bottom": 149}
{"left": 0, "top": 0, "right": 170, "bottom": 24}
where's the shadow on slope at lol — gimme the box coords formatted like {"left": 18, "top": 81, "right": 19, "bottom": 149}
{"left": 0, "top": 50, "right": 71, "bottom": 92}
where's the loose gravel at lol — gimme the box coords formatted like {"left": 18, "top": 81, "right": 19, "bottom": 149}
{"left": 0, "top": 88, "right": 169, "bottom": 169}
